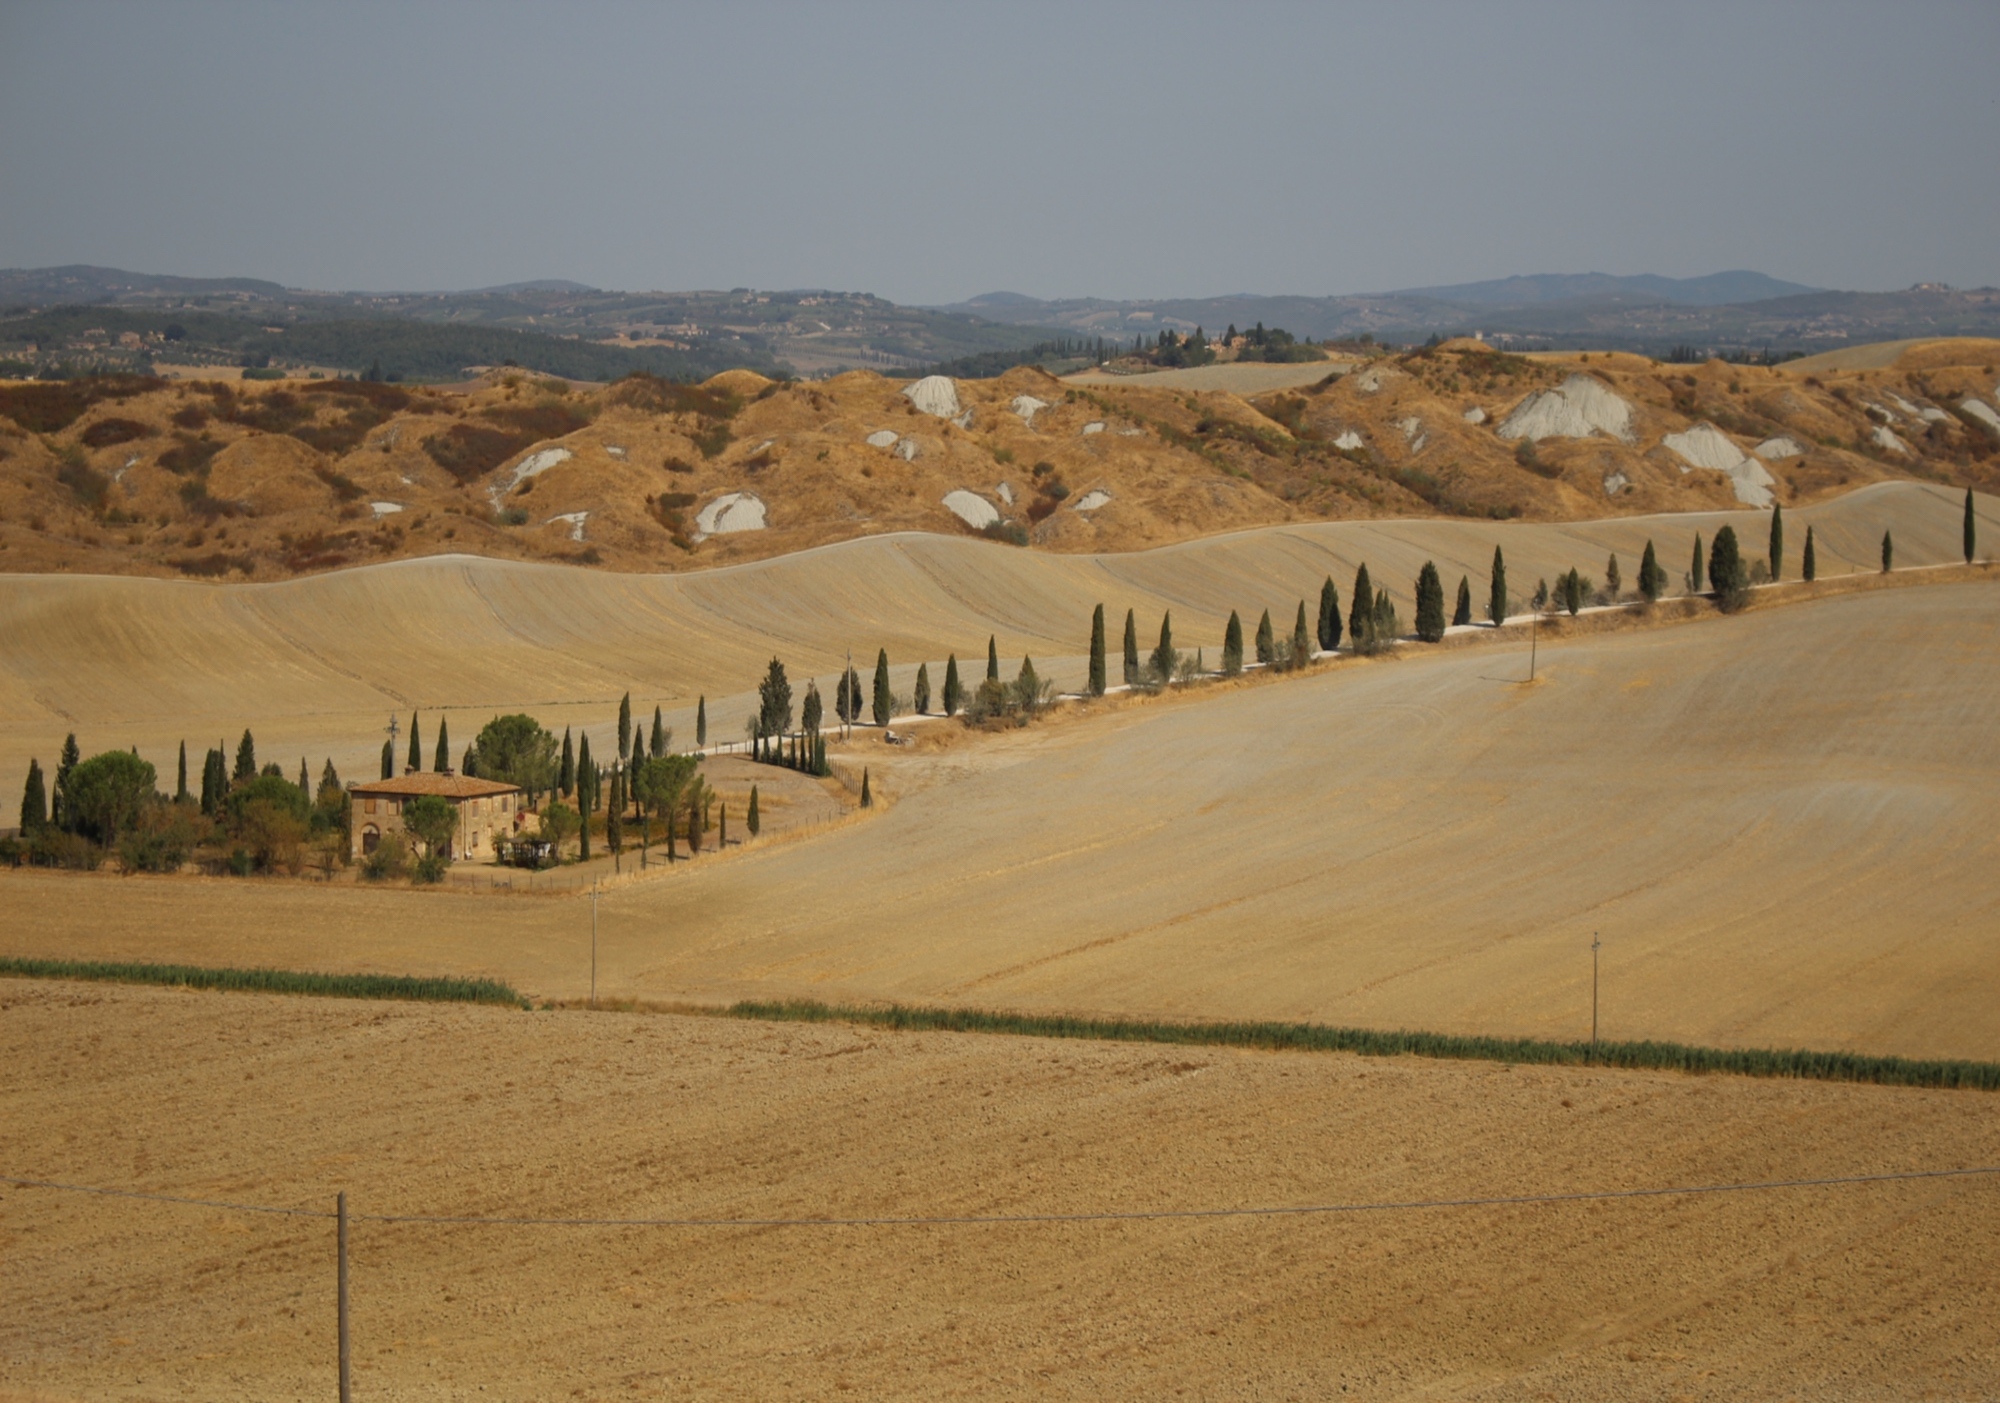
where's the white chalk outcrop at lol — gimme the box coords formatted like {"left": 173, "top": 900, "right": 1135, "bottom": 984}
{"left": 371, "top": 501, "right": 404, "bottom": 518}
{"left": 1497, "top": 375, "right": 1635, "bottom": 443}
{"left": 1081, "top": 421, "right": 1105, "bottom": 435}
{"left": 902, "top": 376, "right": 962, "bottom": 418}
{"left": 1752, "top": 436, "right": 1804, "bottom": 459}
{"left": 995, "top": 482, "right": 1015, "bottom": 506}
{"left": 695, "top": 492, "right": 766, "bottom": 539}
{"left": 894, "top": 438, "right": 920, "bottom": 461}
{"left": 942, "top": 490, "right": 999, "bottom": 529}
{"left": 604, "top": 444, "right": 627, "bottom": 460}
{"left": 545, "top": 511, "right": 588, "bottom": 542}
{"left": 491, "top": 446, "right": 572, "bottom": 504}
{"left": 1333, "top": 430, "right": 1366, "bottom": 452}
{"left": 1662, "top": 423, "right": 1776, "bottom": 506}
{"left": 1350, "top": 369, "right": 1389, "bottom": 395}
{"left": 865, "top": 430, "right": 899, "bottom": 449}
{"left": 1462, "top": 406, "right": 1488, "bottom": 424}
{"left": 1011, "top": 395, "right": 1048, "bottom": 425}
{"left": 1397, "top": 416, "right": 1427, "bottom": 453}
{"left": 1073, "top": 489, "right": 1113, "bottom": 512}
{"left": 1872, "top": 425, "right": 1910, "bottom": 455}
{"left": 1603, "top": 471, "right": 1630, "bottom": 496}
{"left": 1959, "top": 398, "right": 2000, "bottom": 434}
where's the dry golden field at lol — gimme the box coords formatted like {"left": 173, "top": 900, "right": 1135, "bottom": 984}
{"left": 3, "top": 980, "right": 1998, "bottom": 1402}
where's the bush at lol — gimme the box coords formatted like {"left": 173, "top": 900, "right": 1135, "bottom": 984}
{"left": 30, "top": 826, "right": 101, "bottom": 870}
{"left": 79, "top": 417, "right": 154, "bottom": 448}
{"left": 117, "top": 801, "right": 202, "bottom": 873}
{"left": 362, "top": 832, "right": 412, "bottom": 881}
{"left": 412, "top": 852, "right": 449, "bottom": 884}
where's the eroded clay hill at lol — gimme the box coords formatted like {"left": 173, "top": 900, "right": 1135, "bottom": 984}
{"left": 1, "top": 338, "right": 1996, "bottom": 581}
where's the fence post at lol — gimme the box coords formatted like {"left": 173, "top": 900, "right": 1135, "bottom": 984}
{"left": 337, "top": 1190, "right": 351, "bottom": 1403}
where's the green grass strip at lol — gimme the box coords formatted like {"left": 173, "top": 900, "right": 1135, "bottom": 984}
{"left": 0, "top": 956, "right": 524, "bottom": 1007}
{"left": 726, "top": 999, "right": 2000, "bottom": 1091}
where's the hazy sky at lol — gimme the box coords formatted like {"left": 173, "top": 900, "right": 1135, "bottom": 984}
{"left": 3, "top": 1, "right": 1996, "bottom": 303}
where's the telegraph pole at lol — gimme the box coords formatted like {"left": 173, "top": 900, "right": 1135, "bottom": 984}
{"left": 336, "top": 1191, "right": 351, "bottom": 1403}
{"left": 1590, "top": 932, "right": 1601, "bottom": 1062}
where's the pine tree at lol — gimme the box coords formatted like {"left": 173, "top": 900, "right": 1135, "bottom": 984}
{"left": 747, "top": 784, "right": 761, "bottom": 836}
{"left": 1088, "top": 604, "right": 1106, "bottom": 696}
{"left": 1488, "top": 545, "right": 1508, "bottom": 625}
{"left": 873, "top": 649, "right": 892, "bottom": 726}
{"left": 1349, "top": 564, "right": 1374, "bottom": 652}
{"left": 1640, "top": 539, "right": 1663, "bottom": 601}
{"left": 1452, "top": 577, "right": 1471, "bottom": 627}
{"left": 19, "top": 758, "right": 46, "bottom": 833}
{"left": 1710, "top": 525, "right": 1748, "bottom": 609}
{"left": 1605, "top": 553, "right": 1622, "bottom": 599}
{"left": 696, "top": 695, "right": 708, "bottom": 749}
{"left": 651, "top": 706, "right": 666, "bottom": 759}
{"left": 860, "top": 768, "right": 872, "bottom": 808}
{"left": 943, "top": 655, "right": 962, "bottom": 715}
{"left": 406, "top": 713, "right": 421, "bottom": 772}
{"left": 1255, "top": 609, "right": 1274, "bottom": 664}
{"left": 617, "top": 692, "right": 632, "bottom": 762}
{"left": 1152, "top": 612, "right": 1175, "bottom": 680}
{"left": 987, "top": 636, "right": 999, "bottom": 682}
{"left": 1415, "top": 562, "right": 1446, "bottom": 641}
{"left": 379, "top": 739, "right": 393, "bottom": 781}
{"left": 1768, "top": 503, "right": 1784, "bottom": 583}
{"left": 1965, "top": 488, "right": 1976, "bottom": 564}
{"left": 1881, "top": 529, "right": 1893, "bottom": 573}
{"left": 1222, "top": 610, "right": 1244, "bottom": 675}
{"left": 1803, "top": 525, "right": 1817, "bottom": 582}
{"left": 176, "top": 741, "right": 188, "bottom": 803}
{"left": 1122, "top": 608, "right": 1139, "bottom": 685}
{"left": 1291, "top": 600, "right": 1312, "bottom": 661}
{"left": 1318, "top": 576, "right": 1342, "bottom": 651}
{"left": 1690, "top": 534, "right": 1705, "bottom": 593}
{"left": 235, "top": 729, "right": 257, "bottom": 783}
{"left": 560, "top": 728, "right": 574, "bottom": 796}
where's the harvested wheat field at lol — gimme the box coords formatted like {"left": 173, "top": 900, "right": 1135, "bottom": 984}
{"left": 3, "top": 978, "right": 1998, "bottom": 1402}
{"left": 6, "top": 573, "right": 1997, "bottom": 1063}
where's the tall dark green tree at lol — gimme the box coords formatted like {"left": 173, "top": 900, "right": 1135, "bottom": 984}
{"left": 1881, "top": 529, "right": 1893, "bottom": 573}
{"left": 1254, "top": 609, "right": 1274, "bottom": 664}
{"left": 297, "top": 757, "right": 310, "bottom": 799}
{"left": 1965, "top": 488, "right": 1977, "bottom": 564}
{"left": 1710, "top": 525, "right": 1748, "bottom": 610}
{"left": 52, "top": 733, "right": 79, "bottom": 832}
{"left": 802, "top": 681, "right": 824, "bottom": 737}
{"left": 19, "top": 758, "right": 46, "bottom": 833}
{"left": 1318, "top": 576, "right": 1342, "bottom": 652}
{"left": 1414, "top": 562, "right": 1446, "bottom": 641}
{"left": 606, "top": 769, "right": 623, "bottom": 860}
{"left": 759, "top": 658, "right": 794, "bottom": 745}
{"left": 234, "top": 729, "right": 257, "bottom": 784}
{"left": 1222, "top": 610, "right": 1244, "bottom": 675}
{"left": 1768, "top": 504, "right": 1784, "bottom": 582}
{"left": 617, "top": 692, "right": 632, "bottom": 762}
{"left": 406, "top": 713, "right": 421, "bottom": 773}
{"left": 1640, "top": 539, "right": 1664, "bottom": 601}
{"left": 462, "top": 743, "right": 479, "bottom": 777}
{"left": 696, "top": 696, "right": 708, "bottom": 749}
{"left": 1452, "top": 576, "right": 1471, "bottom": 627}
{"left": 1560, "top": 568, "right": 1584, "bottom": 616}
{"left": 176, "top": 741, "right": 189, "bottom": 804}
{"left": 943, "top": 655, "right": 962, "bottom": 716}
{"left": 1690, "top": 534, "right": 1705, "bottom": 593}
{"left": 873, "top": 648, "right": 892, "bottom": 727}
{"left": 914, "top": 663, "right": 931, "bottom": 714}
{"left": 559, "top": 727, "right": 575, "bottom": 796}
{"left": 1803, "top": 525, "right": 1817, "bottom": 582}
{"left": 860, "top": 768, "right": 872, "bottom": 808}
{"left": 1349, "top": 564, "right": 1374, "bottom": 651}
{"left": 1605, "top": 553, "right": 1621, "bottom": 598}
{"left": 1122, "top": 609, "right": 1139, "bottom": 685}
{"left": 747, "top": 784, "right": 760, "bottom": 837}
{"left": 1152, "top": 613, "right": 1175, "bottom": 680}
{"left": 986, "top": 636, "right": 999, "bottom": 682}
{"left": 1088, "top": 604, "right": 1106, "bottom": 696}
{"left": 651, "top": 706, "right": 666, "bottom": 759}
{"left": 1488, "top": 545, "right": 1508, "bottom": 625}
{"left": 431, "top": 717, "right": 447, "bottom": 771}
{"left": 1291, "top": 600, "right": 1312, "bottom": 661}
{"left": 202, "top": 746, "right": 224, "bottom": 815}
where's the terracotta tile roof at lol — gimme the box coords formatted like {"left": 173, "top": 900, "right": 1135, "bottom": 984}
{"left": 350, "top": 772, "right": 521, "bottom": 799}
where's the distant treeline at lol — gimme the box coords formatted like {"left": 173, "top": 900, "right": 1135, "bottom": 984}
{"left": 924, "top": 335, "right": 1118, "bottom": 379}
{"left": 0, "top": 306, "right": 789, "bottom": 384}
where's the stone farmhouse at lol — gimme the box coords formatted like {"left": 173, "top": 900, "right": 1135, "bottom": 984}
{"left": 349, "top": 771, "right": 525, "bottom": 862}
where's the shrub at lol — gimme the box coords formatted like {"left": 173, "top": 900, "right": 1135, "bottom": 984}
{"left": 979, "top": 520, "right": 1028, "bottom": 546}
{"left": 80, "top": 417, "right": 154, "bottom": 448}
{"left": 117, "top": 801, "right": 201, "bottom": 873}
{"left": 30, "top": 826, "right": 101, "bottom": 870}
{"left": 362, "top": 831, "right": 412, "bottom": 881}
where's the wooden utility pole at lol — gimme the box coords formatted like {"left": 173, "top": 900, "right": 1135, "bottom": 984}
{"left": 1590, "top": 932, "right": 1602, "bottom": 1062}
{"left": 337, "top": 1191, "right": 351, "bottom": 1403}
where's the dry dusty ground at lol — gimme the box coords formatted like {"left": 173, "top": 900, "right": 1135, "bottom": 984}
{"left": 2, "top": 480, "right": 1988, "bottom": 799}
{"left": 5, "top": 575, "right": 1997, "bottom": 1063}
{"left": 3, "top": 979, "right": 1998, "bottom": 1402}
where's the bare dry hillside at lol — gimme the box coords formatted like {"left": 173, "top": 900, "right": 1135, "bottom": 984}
{"left": 0, "top": 338, "right": 1995, "bottom": 582}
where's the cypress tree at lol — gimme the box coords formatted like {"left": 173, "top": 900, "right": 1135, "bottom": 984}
{"left": 606, "top": 771, "right": 623, "bottom": 858}
{"left": 1122, "top": 609, "right": 1139, "bottom": 685}
{"left": 1561, "top": 568, "right": 1583, "bottom": 616}
{"left": 696, "top": 696, "right": 708, "bottom": 749}
{"left": 1318, "top": 576, "right": 1342, "bottom": 652}
{"left": 943, "top": 654, "right": 962, "bottom": 715}
{"left": 1710, "top": 525, "right": 1748, "bottom": 609}
{"left": 1372, "top": 585, "right": 1398, "bottom": 640}
{"left": 461, "top": 744, "right": 478, "bottom": 777}
{"left": 1605, "top": 553, "right": 1621, "bottom": 598}
{"left": 20, "top": 758, "right": 46, "bottom": 833}
{"left": 1222, "top": 610, "right": 1244, "bottom": 675}
{"left": 873, "top": 648, "right": 892, "bottom": 726}
{"left": 235, "top": 729, "right": 257, "bottom": 783}
{"left": 1349, "top": 564, "right": 1374, "bottom": 650}
{"left": 617, "top": 692, "right": 632, "bottom": 762}
{"left": 1452, "top": 576, "right": 1471, "bottom": 628}
{"left": 176, "top": 741, "right": 188, "bottom": 803}
{"left": 1152, "top": 613, "right": 1175, "bottom": 680}
{"left": 560, "top": 727, "right": 574, "bottom": 796}
{"left": 1291, "top": 600, "right": 1312, "bottom": 662}
{"left": 802, "top": 681, "right": 823, "bottom": 737}
{"left": 206, "top": 746, "right": 225, "bottom": 814}
{"left": 1415, "top": 562, "right": 1446, "bottom": 642}
{"left": 1690, "top": 534, "right": 1705, "bottom": 593}
{"left": 1488, "top": 545, "right": 1508, "bottom": 625}
{"left": 54, "top": 733, "right": 79, "bottom": 830}
{"left": 747, "top": 784, "right": 760, "bottom": 836}
{"left": 1803, "top": 525, "right": 1817, "bottom": 582}
{"left": 379, "top": 739, "right": 393, "bottom": 781}
{"left": 651, "top": 706, "right": 666, "bottom": 759}
{"left": 860, "top": 768, "right": 872, "bottom": 808}
{"left": 406, "top": 713, "right": 420, "bottom": 773}
{"left": 1881, "top": 529, "right": 1893, "bottom": 573}
{"left": 1965, "top": 487, "right": 1977, "bottom": 565}
{"left": 1768, "top": 503, "right": 1784, "bottom": 582}
{"left": 1254, "top": 609, "right": 1274, "bottom": 664}
{"left": 986, "top": 636, "right": 999, "bottom": 682}
{"left": 1640, "top": 539, "right": 1663, "bottom": 602}
{"left": 1088, "top": 604, "right": 1106, "bottom": 696}
{"left": 298, "top": 757, "right": 310, "bottom": 798}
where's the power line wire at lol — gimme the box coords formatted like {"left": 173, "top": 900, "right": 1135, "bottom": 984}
{"left": 4, "top": 1165, "right": 1995, "bottom": 1230}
